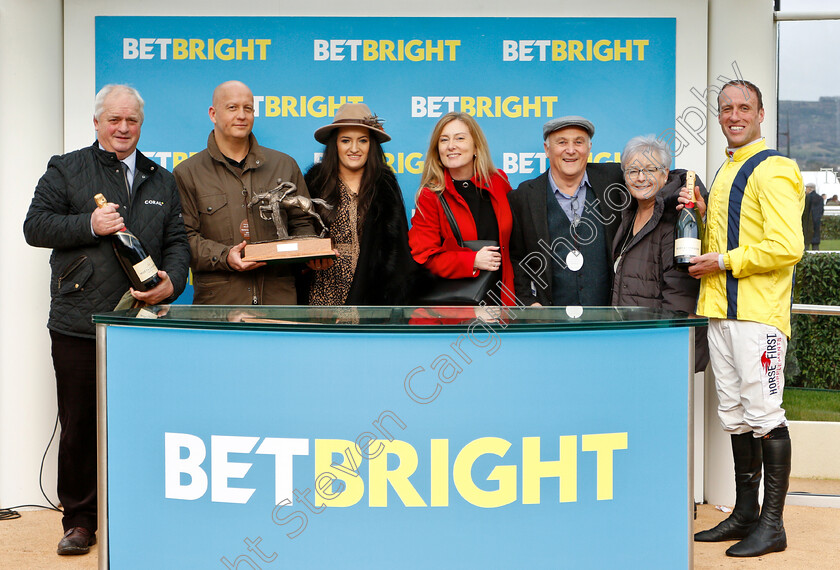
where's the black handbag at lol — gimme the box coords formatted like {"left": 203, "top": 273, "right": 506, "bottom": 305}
{"left": 417, "top": 193, "right": 498, "bottom": 306}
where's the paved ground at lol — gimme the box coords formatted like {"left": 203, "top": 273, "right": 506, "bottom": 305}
{"left": 2, "top": 495, "right": 839, "bottom": 568}
{"left": 694, "top": 501, "right": 840, "bottom": 569}
{"left": 1, "top": 508, "right": 95, "bottom": 570}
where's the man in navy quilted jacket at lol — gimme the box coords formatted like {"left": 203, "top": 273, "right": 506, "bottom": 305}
{"left": 23, "top": 84, "right": 189, "bottom": 556}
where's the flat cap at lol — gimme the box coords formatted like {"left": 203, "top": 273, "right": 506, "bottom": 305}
{"left": 543, "top": 115, "right": 595, "bottom": 140}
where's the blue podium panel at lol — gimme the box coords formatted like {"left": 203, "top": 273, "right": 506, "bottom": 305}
{"left": 103, "top": 323, "right": 691, "bottom": 569}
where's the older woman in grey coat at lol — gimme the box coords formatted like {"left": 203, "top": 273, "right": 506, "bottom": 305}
{"left": 611, "top": 135, "right": 708, "bottom": 372}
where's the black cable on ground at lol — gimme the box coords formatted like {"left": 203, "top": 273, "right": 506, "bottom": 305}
{"left": 0, "top": 411, "right": 64, "bottom": 521}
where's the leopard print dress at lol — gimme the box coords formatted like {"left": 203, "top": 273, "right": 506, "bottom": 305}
{"left": 309, "top": 181, "right": 361, "bottom": 305}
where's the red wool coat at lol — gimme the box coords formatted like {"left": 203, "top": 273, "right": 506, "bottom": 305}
{"left": 408, "top": 169, "right": 515, "bottom": 305}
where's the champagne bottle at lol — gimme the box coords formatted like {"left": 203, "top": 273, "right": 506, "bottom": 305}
{"left": 94, "top": 193, "right": 162, "bottom": 291}
{"left": 674, "top": 171, "right": 703, "bottom": 272}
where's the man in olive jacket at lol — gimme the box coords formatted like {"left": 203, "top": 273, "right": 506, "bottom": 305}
{"left": 23, "top": 84, "right": 189, "bottom": 555}
{"left": 174, "top": 80, "right": 315, "bottom": 305}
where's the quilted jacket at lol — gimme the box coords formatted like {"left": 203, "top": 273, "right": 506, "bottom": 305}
{"left": 24, "top": 142, "right": 190, "bottom": 338}
{"left": 610, "top": 169, "right": 709, "bottom": 372}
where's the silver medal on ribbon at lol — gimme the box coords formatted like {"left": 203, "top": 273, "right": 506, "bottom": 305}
{"left": 566, "top": 250, "right": 584, "bottom": 272}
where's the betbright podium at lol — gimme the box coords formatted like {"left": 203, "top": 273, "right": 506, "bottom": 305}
{"left": 94, "top": 305, "right": 705, "bottom": 569}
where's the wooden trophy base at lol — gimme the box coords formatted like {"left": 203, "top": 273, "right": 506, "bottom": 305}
{"left": 243, "top": 237, "right": 335, "bottom": 263}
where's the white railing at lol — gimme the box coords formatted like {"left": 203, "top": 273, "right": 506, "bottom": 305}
{"left": 792, "top": 304, "right": 840, "bottom": 315}
{"left": 775, "top": 12, "right": 840, "bottom": 21}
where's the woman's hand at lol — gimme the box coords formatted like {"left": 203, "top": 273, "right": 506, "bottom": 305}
{"left": 473, "top": 246, "right": 501, "bottom": 272}
{"left": 677, "top": 185, "right": 706, "bottom": 218}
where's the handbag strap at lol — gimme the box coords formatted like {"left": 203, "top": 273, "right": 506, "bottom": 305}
{"left": 437, "top": 193, "right": 464, "bottom": 247}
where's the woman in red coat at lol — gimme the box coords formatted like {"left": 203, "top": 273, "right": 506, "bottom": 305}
{"left": 408, "top": 112, "right": 515, "bottom": 305}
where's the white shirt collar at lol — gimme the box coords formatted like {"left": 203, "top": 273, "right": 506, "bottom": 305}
{"left": 726, "top": 137, "right": 764, "bottom": 158}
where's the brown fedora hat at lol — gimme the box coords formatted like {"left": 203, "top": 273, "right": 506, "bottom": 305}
{"left": 314, "top": 103, "right": 391, "bottom": 144}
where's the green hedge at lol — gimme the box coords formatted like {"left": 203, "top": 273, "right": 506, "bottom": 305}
{"left": 788, "top": 252, "right": 840, "bottom": 389}
{"left": 822, "top": 216, "right": 840, "bottom": 240}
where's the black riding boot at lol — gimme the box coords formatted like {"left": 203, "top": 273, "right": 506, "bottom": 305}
{"left": 726, "top": 427, "right": 791, "bottom": 557}
{"left": 694, "top": 432, "right": 761, "bottom": 542}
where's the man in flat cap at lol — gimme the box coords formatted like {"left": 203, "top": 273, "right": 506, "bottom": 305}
{"left": 508, "top": 116, "right": 625, "bottom": 306}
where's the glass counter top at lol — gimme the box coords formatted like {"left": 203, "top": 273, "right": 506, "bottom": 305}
{"left": 93, "top": 305, "right": 707, "bottom": 333}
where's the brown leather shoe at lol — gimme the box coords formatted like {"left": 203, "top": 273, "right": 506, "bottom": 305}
{"left": 57, "top": 527, "right": 96, "bottom": 555}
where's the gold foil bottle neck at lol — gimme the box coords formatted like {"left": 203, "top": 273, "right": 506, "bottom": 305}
{"left": 685, "top": 171, "right": 695, "bottom": 192}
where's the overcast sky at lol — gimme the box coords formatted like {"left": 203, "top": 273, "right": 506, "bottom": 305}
{"left": 778, "top": 0, "right": 840, "bottom": 100}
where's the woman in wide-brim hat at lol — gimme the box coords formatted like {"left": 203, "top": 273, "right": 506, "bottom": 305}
{"left": 303, "top": 103, "right": 421, "bottom": 305}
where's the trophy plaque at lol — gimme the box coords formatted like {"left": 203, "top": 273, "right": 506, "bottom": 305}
{"left": 242, "top": 180, "right": 336, "bottom": 263}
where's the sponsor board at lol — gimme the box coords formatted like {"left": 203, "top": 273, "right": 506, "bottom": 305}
{"left": 103, "top": 324, "right": 691, "bottom": 568}
{"left": 96, "top": 16, "right": 674, "bottom": 303}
